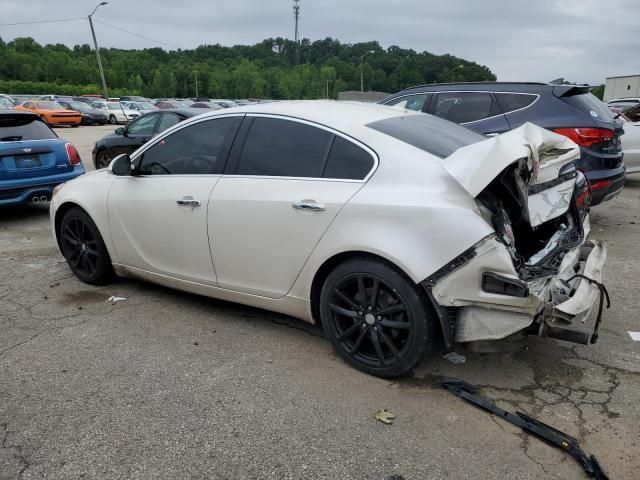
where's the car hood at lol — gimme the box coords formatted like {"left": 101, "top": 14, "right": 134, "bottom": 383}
{"left": 440, "top": 122, "right": 580, "bottom": 227}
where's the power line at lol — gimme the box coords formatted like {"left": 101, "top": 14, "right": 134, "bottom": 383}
{"left": 0, "top": 17, "right": 85, "bottom": 27}
{"left": 92, "top": 19, "right": 181, "bottom": 50}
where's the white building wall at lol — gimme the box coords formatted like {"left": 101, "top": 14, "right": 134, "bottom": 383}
{"left": 604, "top": 75, "right": 640, "bottom": 101}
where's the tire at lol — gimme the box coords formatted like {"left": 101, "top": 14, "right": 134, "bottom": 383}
{"left": 108, "top": 114, "right": 117, "bottom": 125}
{"left": 95, "top": 150, "right": 112, "bottom": 170}
{"left": 319, "top": 257, "right": 436, "bottom": 378}
{"left": 59, "top": 208, "right": 113, "bottom": 285}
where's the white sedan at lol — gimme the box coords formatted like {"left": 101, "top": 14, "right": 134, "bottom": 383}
{"left": 50, "top": 101, "right": 607, "bottom": 377}
{"left": 90, "top": 100, "right": 140, "bottom": 124}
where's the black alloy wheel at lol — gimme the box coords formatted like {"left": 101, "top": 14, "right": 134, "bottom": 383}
{"left": 59, "top": 208, "right": 113, "bottom": 285}
{"left": 320, "top": 258, "right": 435, "bottom": 377}
{"left": 95, "top": 150, "right": 113, "bottom": 169}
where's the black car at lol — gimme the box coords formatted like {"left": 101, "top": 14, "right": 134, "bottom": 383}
{"left": 92, "top": 108, "right": 203, "bottom": 169}
{"left": 381, "top": 82, "right": 626, "bottom": 205}
{"left": 57, "top": 100, "right": 108, "bottom": 125}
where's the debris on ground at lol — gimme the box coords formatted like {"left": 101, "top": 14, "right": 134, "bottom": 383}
{"left": 374, "top": 409, "right": 395, "bottom": 425}
{"left": 107, "top": 295, "right": 127, "bottom": 304}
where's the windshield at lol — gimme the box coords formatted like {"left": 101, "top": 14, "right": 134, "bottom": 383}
{"left": 367, "top": 113, "right": 483, "bottom": 158}
{"left": 561, "top": 92, "right": 614, "bottom": 123}
{"left": 107, "top": 104, "right": 123, "bottom": 110}
{"left": 0, "top": 115, "right": 57, "bottom": 141}
{"left": 35, "top": 101, "right": 64, "bottom": 110}
{"left": 68, "top": 102, "right": 91, "bottom": 111}
{"left": 137, "top": 102, "right": 157, "bottom": 110}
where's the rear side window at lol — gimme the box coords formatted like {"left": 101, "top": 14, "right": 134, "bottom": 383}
{"left": 367, "top": 114, "right": 483, "bottom": 158}
{"left": 433, "top": 92, "right": 494, "bottom": 124}
{"left": 385, "top": 94, "right": 430, "bottom": 112}
{"left": 323, "top": 136, "right": 374, "bottom": 180}
{"left": 0, "top": 116, "right": 57, "bottom": 141}
{"left": 495, "top": 93, "right": 537, "bottom": 113}
{"left": 561, "top": 92, "right": 613, "bottom": 121}
{"left": 237, "top": 118, "right": 332, "bottom": 177}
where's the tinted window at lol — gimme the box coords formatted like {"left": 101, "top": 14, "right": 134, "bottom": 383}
{"left": 237, "top": 118, "right": 332, "bottom": 177}
{"left": 323, "top": 136, "right": 374, "bottom": 180}
{"left": 127, "top": 114, "right": 158, "bottom": 134}
{"left": 495, "top": 93, "right": 537, "bottom": 113}
{"left": 561, "top": 92, "right": 614, "bottom": 122}
{"left": 157, "top": 113, "right": 183, "bottom": 132}
{"left": 385, "top": 94, "right": 430, "bottom": 112}
{"left": 367, "top": 114, "right": 483, "bottom": 158}
{"left": 434, "top": 92, "right": 493, "bottom": 123}
{"left": 138, "top": 117, "right": 240, "bottom": 175}
{"left": 0, "top": 116, "right": 57, "bottom": 141}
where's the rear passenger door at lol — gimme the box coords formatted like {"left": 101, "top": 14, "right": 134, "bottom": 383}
{"left": 428, "top": 91, "right": 510, "bottom": 135}
{"left": 208, "top": 115, "right": 376, "bottom": 298}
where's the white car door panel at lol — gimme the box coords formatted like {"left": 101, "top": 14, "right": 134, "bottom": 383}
{"left": 108, "top": 176, "right": 219, "bottom": 284}
{"left": 208, "top": 177, "right": 361, "bottom": 298}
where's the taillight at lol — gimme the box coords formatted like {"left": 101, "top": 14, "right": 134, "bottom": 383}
{"left": 553, "top": 128, "right": 615, "bottom": 148}
{"left": 65, "top": 143, "right": 81, "bottom": 165}
{"left": 590, "top": 180, "right": 611, "bottom": 190}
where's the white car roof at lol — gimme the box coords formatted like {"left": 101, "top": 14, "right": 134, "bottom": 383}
{"left": 192, "top": 100, "right": 415, "bottom": 132}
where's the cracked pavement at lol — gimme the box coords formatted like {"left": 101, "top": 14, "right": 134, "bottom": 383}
{"left": 1, "top": 126, "right": 639, "bottom": 479}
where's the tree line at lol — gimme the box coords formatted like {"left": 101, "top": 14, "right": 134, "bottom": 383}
{"left": 0, "top": 36, "right": 497, "bottom": 99}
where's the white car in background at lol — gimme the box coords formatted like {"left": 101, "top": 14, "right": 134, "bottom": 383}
{"left": 121, "top": 101, "right": 158, "bottom": 114}
{"left": 622, "top": 121, "right": 640, "bottom": 173}
{"left": 90, "top": 100, "right": 140, "bottom": 124}
{"left": 49, "top": 101, "right": 607, "bottom": 377}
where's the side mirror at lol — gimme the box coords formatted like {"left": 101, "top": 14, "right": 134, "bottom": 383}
{"left": 111, "top": 154, "right": 132, "bottom": 176}
{"left": 115, "top": 127, "right": 124, "bottom": 135}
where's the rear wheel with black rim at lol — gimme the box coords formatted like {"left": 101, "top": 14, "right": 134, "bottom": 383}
{"left": 59, "top": 208, "right": 113, "bottom": 285}
{"left": 108, "top": 114, "right": 117, "bottom": 125}
{"left": 95, "top": 150, "right": 113, "bottom": 169}
{"left": 319, "top": 257, "right": 436, "bottom": 378}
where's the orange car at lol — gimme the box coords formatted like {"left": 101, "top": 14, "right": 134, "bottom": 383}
{"left": 14, "top": 101, "right": 82, "bottom": 127}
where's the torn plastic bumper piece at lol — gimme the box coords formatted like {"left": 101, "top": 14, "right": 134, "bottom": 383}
{"left": 441, "top": 379, "right": 609, "bottom": 480}
{"left": 542, "top": 240, "right": 609, "bottom": 345}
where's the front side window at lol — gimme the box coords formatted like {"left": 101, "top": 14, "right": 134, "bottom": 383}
{"left": 127, "top": 114, "right": 159, "bottom": 135}
{"left": 433, "top": 92, "right": 494, "bottom": 124}
{"left": 385, "top": 94, "right": 430, "bottom": 112}
{"left": 137, "top": 117, "right": 240, "bottom": 175}
{"left": 236, "top": 118, "right": 332, "bottom": 177}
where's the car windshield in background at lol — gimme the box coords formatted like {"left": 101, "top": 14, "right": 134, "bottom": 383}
{"left": 107, "top": 104, "right": 123, "bottom": 110}
{"left": 36, "top": 101, "right": 64, "bottom": 110}
{"left": 68, "top": 102, "right": 91, "bottom": 111}
{"left": 562, "top": 92, "right": 614, "bottom": 122}
{"left": 137, "top": 102, "right": 157, "bottom": 109}
{"left": 0, "top": 116, "right": 57, "bottom": 141}
{"left": 366, "top": 113, "right": 483, "bottom": 158}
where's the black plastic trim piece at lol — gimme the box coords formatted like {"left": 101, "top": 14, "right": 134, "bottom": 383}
{"left": 482, "top": 272, "right": 529, "bottom": 297}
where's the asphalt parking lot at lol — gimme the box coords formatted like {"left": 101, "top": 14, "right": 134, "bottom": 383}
{"left": 1, "top": 125, "right": 639, "bottom": 480}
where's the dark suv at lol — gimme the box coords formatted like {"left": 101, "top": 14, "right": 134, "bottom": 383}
{"left": 381, "top": 82, "right": 625, "bottom": 205}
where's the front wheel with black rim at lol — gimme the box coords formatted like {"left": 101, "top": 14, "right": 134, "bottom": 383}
{"left": 319, "top": 257, "right": 436, "bottom": 378}
{"left": 95, "top": 150, "right": 113, "bottom": 169}
{"left": 108, "top": 114, "right": 117, "bottom": 125}
{"left": 59, "top": 208, "right": 113, "bottom": 285}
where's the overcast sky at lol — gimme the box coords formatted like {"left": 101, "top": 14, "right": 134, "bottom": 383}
{"left": 1, "top": 0, "right": 638, "bottom": 85}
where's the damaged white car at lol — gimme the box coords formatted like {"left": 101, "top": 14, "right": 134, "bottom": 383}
{"left": 49, "top": 101, "right": 607, "bottom": 377}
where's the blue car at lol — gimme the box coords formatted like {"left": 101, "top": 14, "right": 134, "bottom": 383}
{"left": 0, "top": 111, "right": 85, "bottom": 206}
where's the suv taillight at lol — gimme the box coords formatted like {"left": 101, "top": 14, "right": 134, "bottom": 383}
{"left": 553, "top": 128, "right": 615, "bottom": 148}
{"left": 65, "top": 143, "right": 81, "bottom": 165}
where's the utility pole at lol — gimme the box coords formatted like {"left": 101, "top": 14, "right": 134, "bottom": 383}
{"left": 326, "top": 80, "right": 329, "bottom": 99}
{"left": 194, "top": 71, "right": 199, "bottom": 98}
{"left": 360, "top": 50, "right": 374, "bottom": 93}
{"left": 88, "top": 2, "right": 109, "bottom": 99}
{"left": 450, "top": 64, "right": 464, "bottom": 83}
{"left": 293, "top": 0, "right": 300, "bottom": 65}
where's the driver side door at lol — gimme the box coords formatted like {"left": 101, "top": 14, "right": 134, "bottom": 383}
{"left": 107, "top": 116, "right": 242, "bottom": 285}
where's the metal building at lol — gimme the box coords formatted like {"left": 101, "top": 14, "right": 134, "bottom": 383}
{"left": 603, "top": 75, "right": 640, "bottom": 101}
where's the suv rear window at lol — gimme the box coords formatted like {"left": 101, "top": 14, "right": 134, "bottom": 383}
{"left": 561, "top": 92, "right": 613, "bottom": 122}
{"left": 367, "top": 114, "right": 483, "bottom": 158}
{"left": 0, "top": 115, "right": 57, "bottom": 141}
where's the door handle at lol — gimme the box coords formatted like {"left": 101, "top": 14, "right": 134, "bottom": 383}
{"left": 292, "top": 201, "right": 325, "bottom": 212}
{"left": 177, "top": 196, "right": 201, "bottom": 207}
